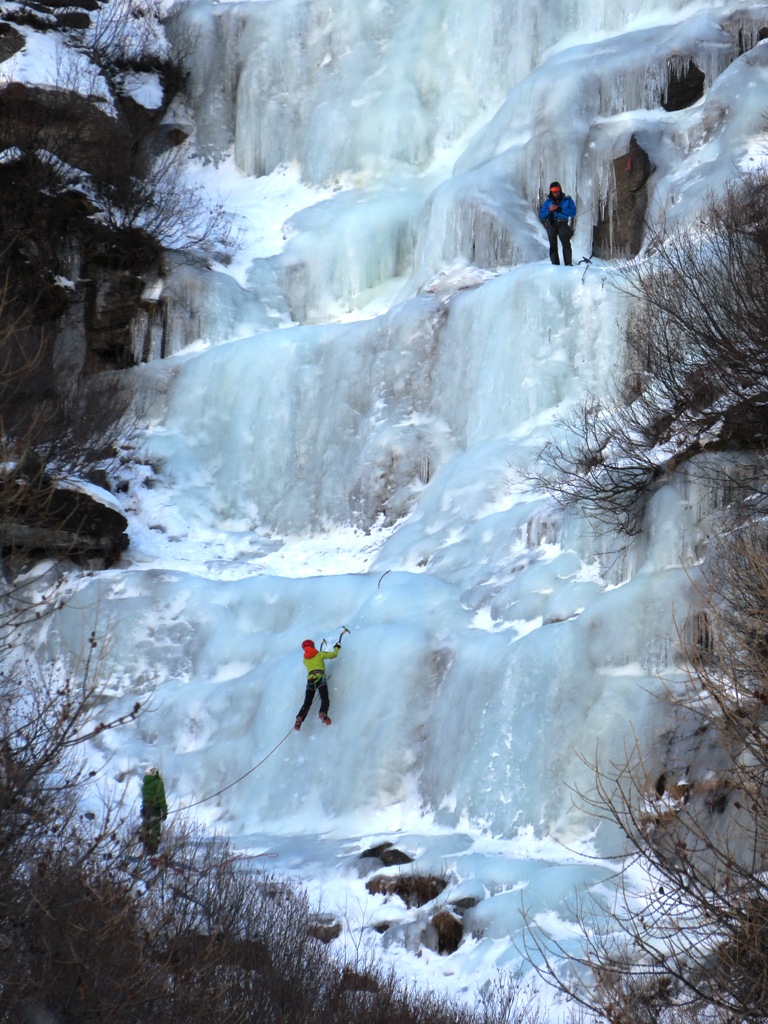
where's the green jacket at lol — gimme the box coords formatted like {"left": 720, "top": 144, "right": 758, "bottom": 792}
{"left": 303, "top": 647, "right": 339, "bottom": 679}
{"left": 142, "top": 774, "right": 168, "bottom": 817}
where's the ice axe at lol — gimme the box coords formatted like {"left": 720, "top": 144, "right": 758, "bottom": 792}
{"left": 320, "top": 627, "right": 350, "bottom": 650}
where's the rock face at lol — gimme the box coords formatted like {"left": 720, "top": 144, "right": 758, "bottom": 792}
{"left": 0, "top": 82, "right": 134, "bottom": 177}
{"left": 662, "top": 59, "right": 705, "bottom": 111}
{"left": 0, "top": 0, "right": 188, "bottom": 568}
{"left": 592, "top": 134, "right": 654, "bottom": 259}
{"left": 0, "top": 1, "right": 187, "bottom": 386}
{"left": 359, "top": 841, "right": 415, "bottom": 866}
{"left": 0, "top": 22, "right": 23, "bottom": 61}
{"left": 0, "top": 471, "right": 128, "bottom": 571}
{"left": 0, "top": 99, "right": 170, "bottom": 379}
{"left": 307, "top": 913, "right": 343, "bottom": 943}
{"left": 428, "top": 910, "right": 463, "bottom": 955}
{"left": 365, "top": 872, "right": 448, "bottom": 908}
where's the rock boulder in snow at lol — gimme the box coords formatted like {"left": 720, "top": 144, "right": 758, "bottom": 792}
{"left": 365, "top": 872, "right": 447, "bottom": 908}
{"left": 428, "top": 909, "right": 464, "bottom": 955}
{"left": 0, "top": 470, "right": 128, "bottom": 570}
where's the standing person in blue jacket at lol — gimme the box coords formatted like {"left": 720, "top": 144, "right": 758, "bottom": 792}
{"left": 539, "top": 181, "right": 576, "bottom": 265}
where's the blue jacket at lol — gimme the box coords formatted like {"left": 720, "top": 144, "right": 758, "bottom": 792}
{"left": 539, "top": 194, "right": 576, "bottom": 224}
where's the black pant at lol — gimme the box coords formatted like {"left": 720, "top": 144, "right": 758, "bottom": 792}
{"left": 141, "top": 807, "right": 163, "bottom": 854}
{"left": 545, "top": 220, "right": 573, "bottom": 265}
{"left": 296, "top": 676, "right": 329, "bottom": 721}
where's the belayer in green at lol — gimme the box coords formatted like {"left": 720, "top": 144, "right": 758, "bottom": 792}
{"left": 294, "top": 633, "right": 345, "bottom": 730}
{"left": 140, "top": 766, "right": 168, "bottom": 855}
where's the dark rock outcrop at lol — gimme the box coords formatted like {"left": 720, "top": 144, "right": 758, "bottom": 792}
{"left": 0, "top": 4, "right": 189, "bottom": 401}
{"left": 429, "top": 909, "right": 463, "bottom": 955}
{"left": 359, "top": 841, "right": 414, "bottom": 866}
{"left": 0, "top": 471, "right": 128, "bottom": 570}
{"left": 308, "top": 913, "right": 343, "bottom": 943}
{"left": 366, "top": 872, "right": 447, "bottom": 908}
{"left": 592, "top": 135, "right": 654, "bottom": 259}
{"left": 0, "top": 8, "right": 190, "bottom": 569}
{"left": 0, "top": 82, "right": 134, "bottom": 178}
{"left": 0, "top": 23, "right": 23, "bottom": 61}
{"left": 662, "top": 59, "right": 705, "bottom": 111}
{"left": 339, "top": 966, "right": 379, "bottom": 993}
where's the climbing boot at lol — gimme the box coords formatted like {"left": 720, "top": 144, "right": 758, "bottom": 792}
{"left": 319, "top": 713, "right": 332, "bottom": 726}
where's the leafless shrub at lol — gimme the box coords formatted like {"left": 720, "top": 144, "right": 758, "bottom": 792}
{"left": 532, "top": 396, "right": 659, "bottom": 536}
{"left": 524, "top": 525, "right": 768, "bottom": 1023}
{"left": 79, "top": 0, "right": 168, "bottom": 74}
{"left": 475, "top": 972, "right": 549, "bottom": 1024}
{"left": 97, "top": 143, "right": 239, "bottom": 258}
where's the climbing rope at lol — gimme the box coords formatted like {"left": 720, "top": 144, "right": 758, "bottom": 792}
{"left": 169, "top": 726, "right": 295, "bottom": 816}
{"left": 167, "top": 626, "right": 351, "bottom": 815}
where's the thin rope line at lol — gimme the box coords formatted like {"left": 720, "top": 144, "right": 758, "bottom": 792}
{"left": 169, "top": 727, "right": 295, "bottom": 815}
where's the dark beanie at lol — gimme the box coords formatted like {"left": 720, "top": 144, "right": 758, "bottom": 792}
{"left": 549, "top": 181, "right": 562, "bottom": 190}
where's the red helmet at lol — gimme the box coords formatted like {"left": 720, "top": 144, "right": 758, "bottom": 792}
{"left": 302, "top": 639, "right": 315, "bottom": 649}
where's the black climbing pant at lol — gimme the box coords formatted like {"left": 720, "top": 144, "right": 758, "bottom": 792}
{"left": 296, "top": 674, "right": 330, "bottom": 722}
{"left": 545, "top": 220, "right": 573, "bottom": 265}
{"left": 141, "top": 805, "right": 164, "bottom": 854}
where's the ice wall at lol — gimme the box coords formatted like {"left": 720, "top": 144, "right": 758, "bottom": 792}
{"left": 141, "top": 263, "right": 620, "bottom": 533}
{"left": 56, "top": 244, "right": 702, "bottom": 846}
{"left": 169, "top": 0, "right": 731, "bottom": 182}
{"left": 79, "top": 0, "right": 765, "bottom": 843}
{"left": 162, "top": 1, "right": 768, "bottom": 332}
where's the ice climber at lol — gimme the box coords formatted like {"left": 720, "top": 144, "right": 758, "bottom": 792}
{"left": 539, "top": 181, "right": 576, "bottom": 265}
{"left": 294, "top": 637, "right": 342, "bottom": 730}
{"left": 140, "top": 766, "right": 168, "bottom": 855}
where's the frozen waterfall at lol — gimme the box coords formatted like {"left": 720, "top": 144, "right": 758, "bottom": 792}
{"left": 40, "top": 0, "right": 768, "bottom": 1000}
